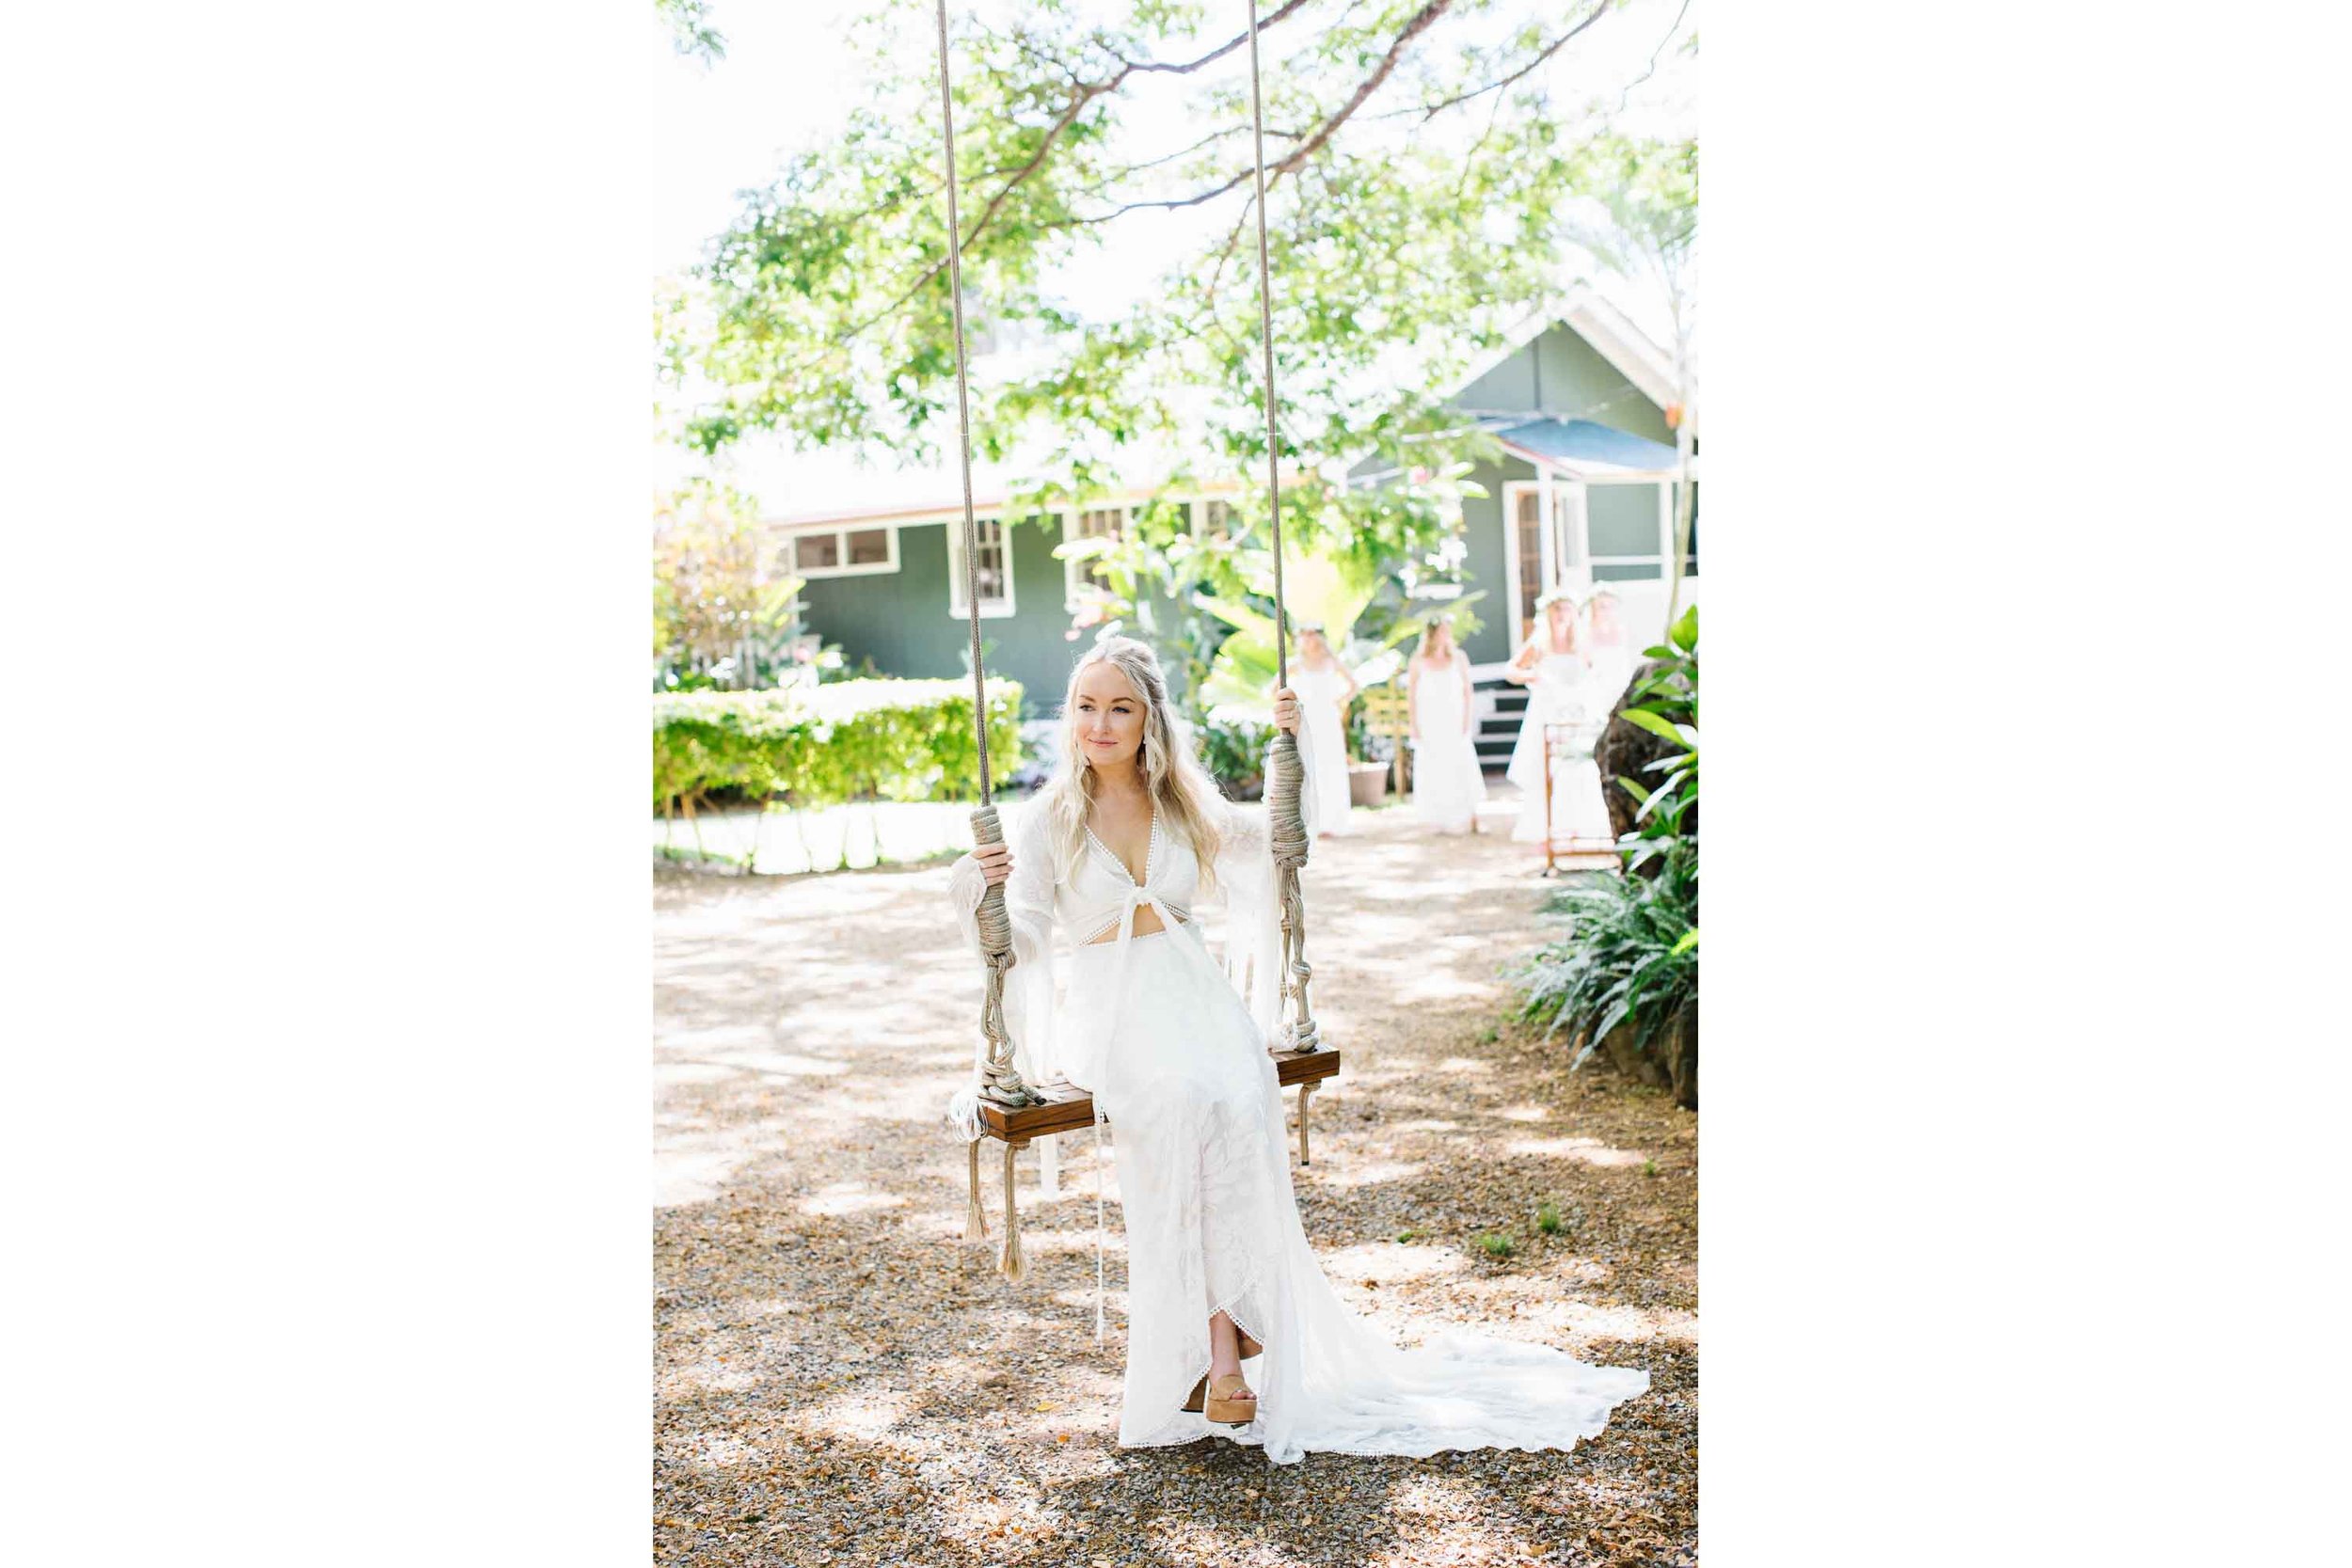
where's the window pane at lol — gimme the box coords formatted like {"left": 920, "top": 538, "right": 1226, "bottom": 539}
{"left": 846, "top": 528, "right": 890, "bottom": 565}
{"left": 954, "top": 518, "right": 1009, "bottom": 609}
{"left": 795, "top": 532, "right": 840, "bottom": 571}
{"left": 1587, "top": 486, "right": 1658, "bottom": 558}
{"left": 1076, "top": 508, "right": 1122, "bottom": 593}
{"left": 1514, "top": 493, "right": 1544, "bottom": 635}
{"left": 978, "top": 519, "right": 1007, "bottom": 603}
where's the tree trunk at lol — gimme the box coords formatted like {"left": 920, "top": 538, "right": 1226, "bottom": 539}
{"left": 1665, "top": 1004, "right": 1697, "bottom": 1111}
{"left": 1595, "top": 1003, "right": 1696, "bottom": 1110}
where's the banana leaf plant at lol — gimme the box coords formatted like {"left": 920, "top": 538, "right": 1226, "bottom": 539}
{"left": 1196, "top": 541, "right": 1481, "bottom": 729}
{"left": 1612, "top": 603, "right": 1697, "bottom": 875}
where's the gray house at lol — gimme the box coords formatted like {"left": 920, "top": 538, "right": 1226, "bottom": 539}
{"left": 762, "top": 292, "right": 1697, "bottom": 751}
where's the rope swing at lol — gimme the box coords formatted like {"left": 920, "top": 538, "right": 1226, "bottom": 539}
{"left": 934, "top": 0, "right": 1045, "bottom": 1280}
{"left": 1241, "top": 0, "right": 1325, "bottom": 1059}
{"left": 940, "top": 0, "right": 1334, "bottom": 1285}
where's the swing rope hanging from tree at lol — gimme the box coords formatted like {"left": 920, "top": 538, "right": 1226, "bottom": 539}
{"left": 936, "top": 0, "right": 1340, "bottom": 1283}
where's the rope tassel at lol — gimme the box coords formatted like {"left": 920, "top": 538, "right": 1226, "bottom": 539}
{"left": 964, "top": 1137, "right": 988, "bottom": 1243}
{"left": 998, "top": 1140, "right": 1027, "bottom": 1282}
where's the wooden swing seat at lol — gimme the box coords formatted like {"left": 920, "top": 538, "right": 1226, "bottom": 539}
{"left": 977, "top": 1048, "right": 1342, "bottom": 1164}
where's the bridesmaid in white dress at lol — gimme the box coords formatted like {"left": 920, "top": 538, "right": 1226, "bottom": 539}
{"left": 1287, "top": 626, "right": 1358, "bottom": 839}
{"left": 946, "top": 636, "right": 1648, "bottom": 1464}
{"left": 1503, "top": 593, "right": 1611, "bottom": 847}
{"left": 1584, "top": 586, "right": 1635, "bottom": 716}
{"left": 1406, "top": 616, "right": 1486, "bottom": 834}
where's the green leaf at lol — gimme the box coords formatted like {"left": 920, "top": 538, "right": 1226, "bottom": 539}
{"left": 1619, "top": 707, "right": 1686, "bottom": 746}
{"left": 1669, "top": 604, "right": 1698, "bottom": 654}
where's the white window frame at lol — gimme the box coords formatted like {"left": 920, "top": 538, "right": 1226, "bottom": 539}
{"left": 1502, "top": 479, "right": 1589, "bottom": 656}
{"left": 946, "top": 515, "right": 1017, "bottom": 620}
{"left": 1064, "top": 506, "right": 1128, "bottom": 611}
{"left": 783, "top": 522, "right": 900, "bottom": 579}
{"left": 1582, "top": 480, "right": 1692, "bottom": 578}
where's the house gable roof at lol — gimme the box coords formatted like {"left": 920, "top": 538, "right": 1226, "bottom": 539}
{"left": 1444, "top": 289, "right": 1684, "bottom": 420}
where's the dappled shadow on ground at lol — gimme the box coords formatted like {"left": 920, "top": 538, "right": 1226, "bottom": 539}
{"left": 655, "top": 805, "right": 1696, "bottom": 1567}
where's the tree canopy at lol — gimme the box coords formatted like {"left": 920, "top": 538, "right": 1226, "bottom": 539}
{"left": 657, "top": 0, "right": 1694, "bottom": 627}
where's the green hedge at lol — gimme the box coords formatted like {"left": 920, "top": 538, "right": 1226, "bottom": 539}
{"left": 652, "top": 678, "right": 1024, "bottom": 812}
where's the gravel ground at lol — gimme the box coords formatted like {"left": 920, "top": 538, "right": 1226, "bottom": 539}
{"left": 655, "top": 800, "right": 1697, "bottom": 1567}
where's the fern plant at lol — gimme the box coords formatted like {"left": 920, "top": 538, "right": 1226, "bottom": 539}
{"left": 1516, "top": 843, "right": 1698, "bottom": 1070}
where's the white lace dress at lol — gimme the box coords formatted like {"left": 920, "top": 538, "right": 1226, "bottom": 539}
{"left": 1407, "top": 649, "right": 1486, "bottom": 834}
{"left": 946, "top": 764, "right": 1650, "bottom": 1464}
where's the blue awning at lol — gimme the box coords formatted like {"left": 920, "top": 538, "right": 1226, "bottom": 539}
{"left": 1481, "top": 415, "right": 1678, "bottom": 474}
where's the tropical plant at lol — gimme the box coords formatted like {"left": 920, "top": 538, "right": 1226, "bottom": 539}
{"left": 1192, "top": 539, "right": 1482, "bottom": 735}
{"left": 1518, "top": 602, "right": 1697, "bottom": 1098}
{"left": 1610, "top": 603, "right": 1696, "bottom": 875}
{"left": 1192, "top": 713, "right": 1276, "bottom": 799}
{"left": 1052, "top": 470, "right": 1487, "bottom": 743}
{"left": 1515, "top": 847, "right": 1696, "bottom": 1073}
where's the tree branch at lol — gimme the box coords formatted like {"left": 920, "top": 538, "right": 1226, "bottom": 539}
{"left": 1064, "top": 122, "right": 1302, "bottom": 212}
{"left": 1274, "top": 0, "right": 1454, "bottom": 170}
{"left": 1069, "top": 0, "right": 1454, "bottom": 226}
{"left": 1114, "top": 0, "right": 1316, "bottom": 76}
{"left": 1614, "top": 0, "right": 1694, "bottom": 116}
{"left": 712, "top": 1, "right": 1450, "bottom": 405}
{"left": 1381, "top": 1, "right": 1613, "bottom": 123}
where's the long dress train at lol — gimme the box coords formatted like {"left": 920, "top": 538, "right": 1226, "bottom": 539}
{"left": 946, "top": 753, "right": 1649, "bottom": 1465}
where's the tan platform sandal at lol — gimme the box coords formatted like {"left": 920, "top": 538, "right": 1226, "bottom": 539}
{"left": 1202, "top": 1372, "right": 1257, "bottom": 1425}
{"left": 1181, "top": 1325, "right": 1266, "bottom": 1418}
{"left": 1183, "top": 1370, "right": 1258, "bottom": 1425}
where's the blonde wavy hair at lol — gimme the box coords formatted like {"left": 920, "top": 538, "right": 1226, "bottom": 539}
{"left": 1037, "top": 636, "right": 1227, "bottom": 896}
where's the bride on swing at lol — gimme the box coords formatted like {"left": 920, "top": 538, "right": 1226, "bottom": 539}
{"left": 946, "top": 633, "right": 1648, "bottom": 1465}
